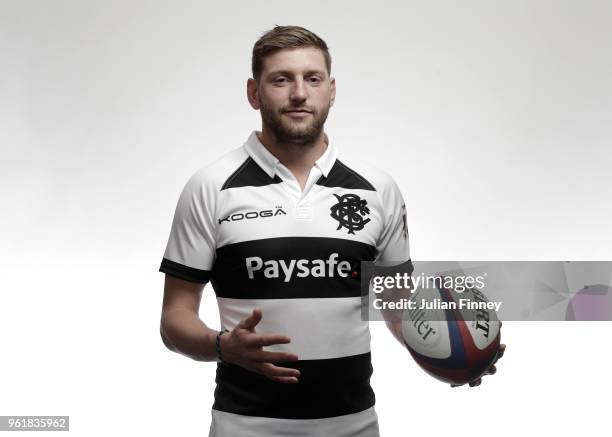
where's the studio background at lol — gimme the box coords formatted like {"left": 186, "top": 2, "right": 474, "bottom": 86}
{"left": 1, "top": 1, "right": 611, "bottom": 436}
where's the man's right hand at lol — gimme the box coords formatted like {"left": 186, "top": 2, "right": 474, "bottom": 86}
{"left": 219, "top": 308, "right": 300, "bottom": 384}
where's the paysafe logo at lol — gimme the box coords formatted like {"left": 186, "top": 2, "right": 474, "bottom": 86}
{"left": 245, "top": 253, "right": 353, "bottom": 282}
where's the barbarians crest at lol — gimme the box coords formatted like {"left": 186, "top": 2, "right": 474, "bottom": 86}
{"left": 329, "top": 193, "right": 371, "bottom": 234}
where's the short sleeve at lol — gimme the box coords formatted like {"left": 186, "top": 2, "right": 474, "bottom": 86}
{"left": 159, "top": 171, "right": 217, "bottom": 283}
{"left": 375, "top": 176, "right": 412, "bottom": 266}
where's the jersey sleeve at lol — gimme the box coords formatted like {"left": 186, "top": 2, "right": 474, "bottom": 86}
{"left": 159, "top": 171, "right": 217, "bottom": 283}
{"left": 375, "top": 175, "right": 412, "bottom": 268}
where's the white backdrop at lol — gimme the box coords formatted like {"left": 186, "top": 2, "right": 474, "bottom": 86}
{"left": 1, "top": 0, "right": 611, "bottom": 436}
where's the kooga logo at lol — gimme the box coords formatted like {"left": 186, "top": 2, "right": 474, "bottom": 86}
{"left": 219, "top": 207, "right": 286, "bottom": 225}
{"left": 245, "top": 253, "right": 352, "bottom": 282}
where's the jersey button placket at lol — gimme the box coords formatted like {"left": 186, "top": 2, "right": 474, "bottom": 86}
{"left": 276, "top": 163, "right": 318, "bottom": 221}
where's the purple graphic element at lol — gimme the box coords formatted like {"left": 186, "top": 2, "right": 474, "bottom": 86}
{"left": 565, "top": 285, "right": 612, "bottom": 321}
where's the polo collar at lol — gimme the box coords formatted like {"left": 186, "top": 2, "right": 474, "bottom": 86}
{"left": 243, "top": 130, "right": 337, "bottom": 179}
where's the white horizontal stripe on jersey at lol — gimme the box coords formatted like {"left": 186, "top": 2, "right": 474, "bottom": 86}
{"left": 215, "top": 185, "right": 382, "bottom": 250}
{"left": 209, "top": 406, "right": 380, "bottom": 437}
{"left": 216, "top": 296, "right": 370, "bottom": 360}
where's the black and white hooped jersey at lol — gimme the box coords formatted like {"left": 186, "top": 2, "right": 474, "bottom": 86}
{"left": 159, "top": 131, "right": 411, "bottom": 437}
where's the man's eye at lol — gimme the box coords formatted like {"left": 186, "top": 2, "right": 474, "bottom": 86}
{"left": 275, "top": 77, "right": 288, "bottom": 84}
{"left": 308, "top": 77, "right": 322, "bottom": 84}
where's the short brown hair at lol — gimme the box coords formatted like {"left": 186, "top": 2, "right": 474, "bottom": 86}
{"left": 252, "top": 25, "right": 331, "bottom": 82}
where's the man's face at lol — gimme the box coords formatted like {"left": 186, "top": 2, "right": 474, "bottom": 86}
{"left": 250, "top": 47, "right": 335, "bottom": 145}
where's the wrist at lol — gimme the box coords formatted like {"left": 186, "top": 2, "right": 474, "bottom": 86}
{"left": 215, "top": 329, "right": 230, "bottom": 363}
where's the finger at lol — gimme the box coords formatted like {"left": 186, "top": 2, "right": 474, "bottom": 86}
{"left": 486, "top": 365, "right": 497, "bottom": 375}
{"left": 469, "top": 378, "right": 482, "bottom": 387}
{"left": 246, "top": 334, "right": 292, "bottom": 348}
{"left": 256, "top": 362, "right": 301, "bottom": 379}
{"left": 245, "top": 363, "right": 299, "bottom": 384}
{"left": 269, "top": 375, "right": 299, "bottom": 384}
{"left": 496, "top": 344, "right": 507, "bottom": 360}
{"left": 238, "top": 308, "right": 263, "bottom": 330}
{"left": 253, "top": 350, "right": 299, "bottom": 363}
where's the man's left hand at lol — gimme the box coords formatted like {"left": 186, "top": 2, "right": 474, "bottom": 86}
{"left": 450, "top": 343, "right": 506, "bottom": 388}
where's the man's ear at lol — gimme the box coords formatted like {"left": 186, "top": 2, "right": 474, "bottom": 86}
{"left": 247, "top": 78, "right": 260, "bottom": 110}
{"left": 330, "top": 76, "right": 336, "bottom": 107}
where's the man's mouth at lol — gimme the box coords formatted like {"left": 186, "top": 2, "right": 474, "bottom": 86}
{"left": 284, "top": 110, "right": 312, "bottom": 118}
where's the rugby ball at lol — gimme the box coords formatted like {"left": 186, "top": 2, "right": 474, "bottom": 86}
{"left": 401, "top": 280, "right": 501, "bottom": 385}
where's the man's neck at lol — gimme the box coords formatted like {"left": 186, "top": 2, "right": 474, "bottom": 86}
{"left": 256, "top": 129, "right": 329, "bottom": 178}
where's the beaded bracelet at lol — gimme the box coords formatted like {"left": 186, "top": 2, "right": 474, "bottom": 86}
{"left": 215, "top": 329, "right": 229, "bottom": 363}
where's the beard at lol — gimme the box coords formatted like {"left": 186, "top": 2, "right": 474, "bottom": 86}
{"left": 259, "top": 98, "right": 330, "bottom": 145}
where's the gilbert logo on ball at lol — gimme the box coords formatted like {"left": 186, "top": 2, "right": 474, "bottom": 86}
{"left": 401, "top": 278, "right": 501, "bottom": 385}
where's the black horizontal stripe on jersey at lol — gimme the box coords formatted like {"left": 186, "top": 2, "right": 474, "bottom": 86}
{"left": 316, "top": 159, "right": 376, "bottom": 191}
{"left": 159, "top": 258, "right": 211, "bottom": 283}
{"left": 210, "top": 237, "right": 377, "bottom": 299}
{"left": 213, "top": 352, "right": 375, "bottom": 419}
{"left": 221, "top": 156, "right": 283, "bottom": 190}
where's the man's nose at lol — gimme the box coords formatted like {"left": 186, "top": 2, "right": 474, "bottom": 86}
{"left": 290, "top": 78, "right": 307, "bottom": 102}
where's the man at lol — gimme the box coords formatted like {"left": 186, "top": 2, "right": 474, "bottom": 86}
{"left": 159, "top": 25, "right": 501, "bottom": 437}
